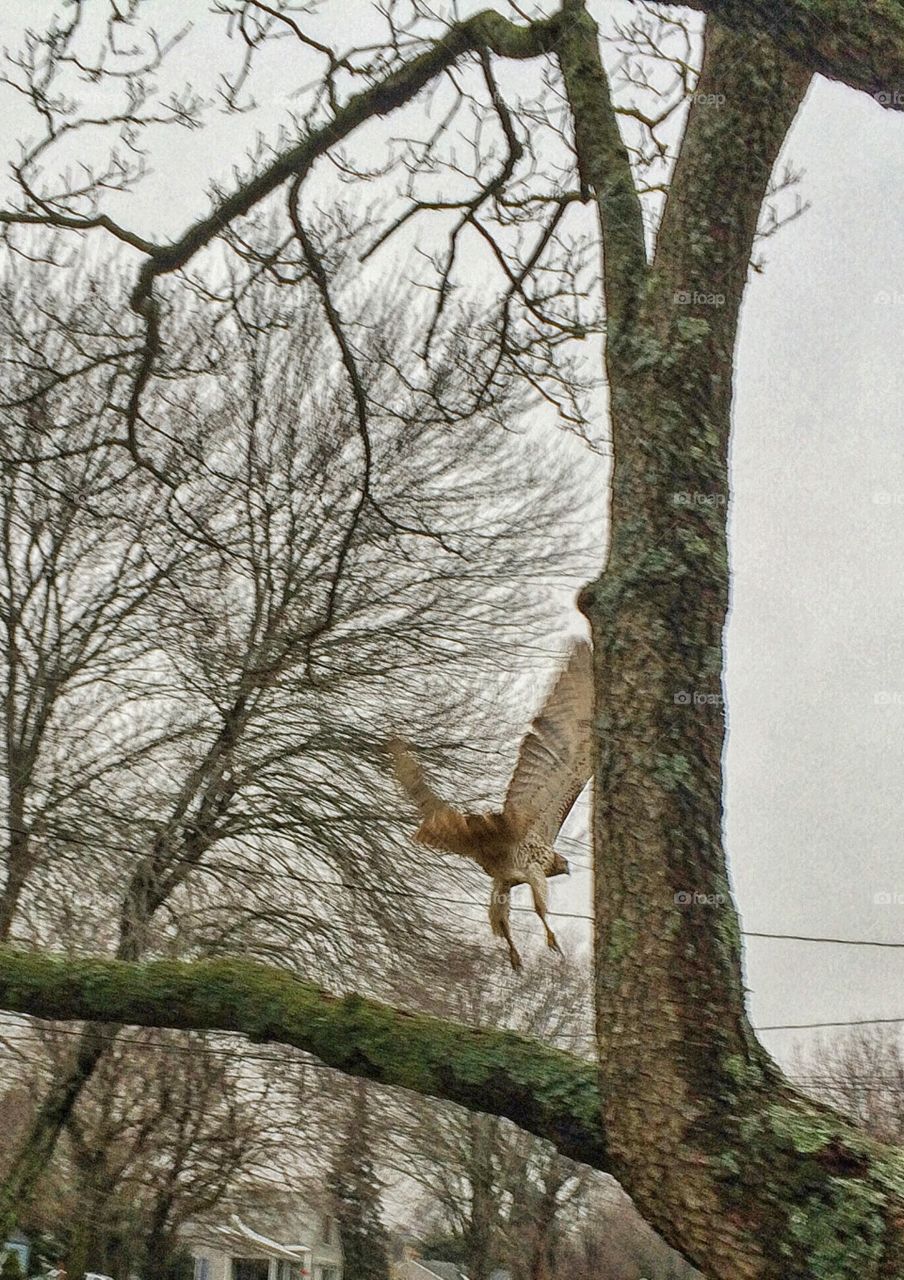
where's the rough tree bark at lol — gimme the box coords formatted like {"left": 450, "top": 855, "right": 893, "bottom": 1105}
{"left": 465, "top": 1114, "right": 500, "bottom": 1280}
{"left": 3, "top": 2, "right": 904, "bottom": 1277}
{"left": 576, "top": 12, "right": 904, "bottom": 1277}
{"left": 653, "top": 0, "right": 904, "bottom": 104}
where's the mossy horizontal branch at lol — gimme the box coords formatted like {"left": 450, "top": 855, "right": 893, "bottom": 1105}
{"left": 5, "top": 947, "right": 904, "bottom": 1274}
{"left": 0, "top": 948, "right": 607, "bottom": 1168}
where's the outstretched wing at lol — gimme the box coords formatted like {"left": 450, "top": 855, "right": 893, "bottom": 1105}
{"left": 502, "top": 640, "right": 593, "bottom": 842}
{"left": 387, "top": 738, "right": 508, "bottom": 859}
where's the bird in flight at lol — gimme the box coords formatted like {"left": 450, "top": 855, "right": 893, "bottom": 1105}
{"left": 389, "top": 640, "right": 593, "bottom": 970}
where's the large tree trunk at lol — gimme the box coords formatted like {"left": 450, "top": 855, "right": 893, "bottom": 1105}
{"left": 580, "top": 19, "right": 904, "bottom": 1279}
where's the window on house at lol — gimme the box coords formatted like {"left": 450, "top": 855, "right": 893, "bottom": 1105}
{"left": 232, "top": 1258, "right": 270, "bottom": 1280}
{"left": 317, "top": 1268, "right": 339, "bottom": 1280}
{"left": 319, "top": 1216, "right": 334, "bottom": 1246}
{"left": 193, "top": 1257, "right": 211, "bottom": 1280}
{"left": 275, "top": 1262, "right": 303, "bottom": 1280}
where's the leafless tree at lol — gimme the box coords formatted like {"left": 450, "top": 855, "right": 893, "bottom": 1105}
{"left": 394, "top": 956, "right": 591, "bottom": 1279}
{"left": 1, "top": 1016, "right": 319, "bottom": 1280}
{"left": 3, "top": 1, "right": 904, "bottom": 1275}
{"left": 794, "top": 1028, "right": 904, "bottom": 1147}
{"left": 0, "top": 242, "right": 595, "bottom": 1236}
{"left": 555, "top": 1187, "right": 701, "bottom": 1280}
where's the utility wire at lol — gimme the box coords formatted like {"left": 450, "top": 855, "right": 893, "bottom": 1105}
{"left": 743, "top": 931, "right": 904, "bottom": 949}
{"left": 21, "top": 821, "right": 904, "bottom": 951}
{"left": 757, "top": 1017, "right": 904, "bottom": 1032}
{"left": 3, "top": 1008, "right": 903, "bottom": 1059}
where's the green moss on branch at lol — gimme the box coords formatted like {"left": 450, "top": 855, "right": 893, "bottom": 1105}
{"left": 0, "top": 948, "right": 606, "bottom": 1168}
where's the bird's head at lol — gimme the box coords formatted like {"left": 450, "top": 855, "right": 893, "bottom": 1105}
{"left": 550, "top": 850, "right": 570, "bottom": 877}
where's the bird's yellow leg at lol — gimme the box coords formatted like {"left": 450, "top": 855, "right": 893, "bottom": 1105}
{"left": 526, "top": 867, "right": 562, "bottom": 955}
{"left": 489, "top": 881, "right": 523, "bottom": 971}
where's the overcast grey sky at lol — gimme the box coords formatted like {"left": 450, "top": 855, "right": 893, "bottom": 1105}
{"left": 727, "top": 73, "right": 904, "bottom": 1052}
{"left": 2, "top": 0, "right": 903, "bottom": 1070}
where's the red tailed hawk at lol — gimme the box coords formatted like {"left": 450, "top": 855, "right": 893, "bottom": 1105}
{"left": 389, "top": 640, "right": 593, "bottom": 970}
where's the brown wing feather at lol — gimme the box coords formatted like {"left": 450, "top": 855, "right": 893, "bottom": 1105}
{"left": 502, "top": 640, "right": 593, "bottom": 842}
{"left": 387, "top": 738, "right": 510, "bottom": 860}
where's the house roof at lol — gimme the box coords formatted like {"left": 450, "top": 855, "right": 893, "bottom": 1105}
{"left": 403, "top": 1259, "right": 510, "bottom": 1280}
{"left": 415, "top": 1263, "right": 467, "bottom": 1280}
{"left": 192, "top": 1216, "right": 312, "bottom": 1261}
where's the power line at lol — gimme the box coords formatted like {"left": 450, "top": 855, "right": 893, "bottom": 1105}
{"left": 757, "top": 1017, "right": 904, "bottom": 1032}
{"left": 795, "top": 1075, "right": 904, "bottom": 1088}
{"left": 17, "top": 819, "right": 904, "bottom": 952}
{"left": 534, "top": 909, "right": 904, "bottom": 953}
{"left": 534, "top": 910, "right": 904, "bottom": 953}
{"left": 0, "top": 1023, "right": 336, "bottom": 1069}
{"left": 744, "top": 931, "right": 904, "bottom": 949}
{"left": 3, "top": 1003, "right": 903, "bottom": 1056}
{"left": 0, "top": 1015, "right": 590, "bottom": 1062}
